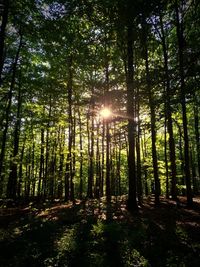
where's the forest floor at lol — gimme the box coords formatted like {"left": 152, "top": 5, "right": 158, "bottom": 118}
{"left": 0, "top": 196, "right": 200, "bottom": 267}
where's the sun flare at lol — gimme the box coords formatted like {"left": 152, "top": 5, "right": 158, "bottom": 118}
{"left": 100, "top": 107, "right": 112, "bottom": 118}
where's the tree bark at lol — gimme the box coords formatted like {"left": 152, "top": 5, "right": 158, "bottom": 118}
{"left": 78, "top": 107, "right": 83, "bottom": 199}
{"left": 87, "top": 105, "right": 94, "bottom": 199}
{"left": 101, "top": 122, "right": 105, "bottom": 197}
{"left": 95, "top": 121, "right": 101, "bottom": 198}
{"left": 43, "top": 97, "right": 52, "bottom": 198}
{"left": 126, "top": 21, "right": 138, "bottom": 211}
{"left": 105, "top": 120, "right": 111, "bottom": 201}
{"left": 136, "top": 88, "right": 142, "bottom": 204}
{"left": 65, "top": 57, "right": 73, "bottom": 201}
{"left": 38, "top": 127, "right": 45, "bottom": 197}
{"left": 18, "top": 135, "right": 26, "bottom": 198}
{"left": 0, "top": 33, "right": 22, "bottom": 196}
{"left": 58, "top": 127, "right": 65, "bottom": 199}
{"left": 6, "top": 73, "right": 22, "bottom": 199}
{"left": 159, "top": 10, "right": 177, "bottom": 199}
{"left": 164, "top": 120, "right": 169, "bottom": 199}
{"left": 143, "top": 21, "right": 160, "bottom": 205}
{"left": 175, "top": 0, "right": 193, "bottom": 206}
{"left": 194, "top": 102, "right": 200, "bottom": 194}
{"left": 0, "top": 0, "right": 9, "bottom": 83}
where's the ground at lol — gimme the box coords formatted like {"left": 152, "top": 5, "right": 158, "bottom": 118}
{"left": 0, "top": 196, "right": 200, "bottom": 267}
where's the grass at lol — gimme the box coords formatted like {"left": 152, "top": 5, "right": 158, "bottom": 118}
{"left": 0, "top": 196, "right": 200, "bottom": 267}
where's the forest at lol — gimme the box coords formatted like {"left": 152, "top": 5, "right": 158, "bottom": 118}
{"left": 0, "top": 0, "right": 200, "bottom": 266}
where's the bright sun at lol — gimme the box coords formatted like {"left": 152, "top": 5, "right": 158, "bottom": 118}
{"left": 100, "top": 107, "right": 112, "bottom": 118}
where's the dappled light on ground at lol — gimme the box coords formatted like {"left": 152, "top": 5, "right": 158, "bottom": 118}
{"left": 0, "top": 196, "right": 200, "bottom": 267}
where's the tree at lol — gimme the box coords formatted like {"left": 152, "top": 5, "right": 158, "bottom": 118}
{"left": 175, "top": 0, "right": 193, "bottom": 206}
{"left": 0, "top": 0, "right": 9, "bottom": 83}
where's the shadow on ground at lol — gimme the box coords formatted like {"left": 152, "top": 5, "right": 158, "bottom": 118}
{"left": 0, "top": 196, "right": 200, "bottom": 267}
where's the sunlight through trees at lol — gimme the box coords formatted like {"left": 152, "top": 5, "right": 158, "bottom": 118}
{"left": 0, "top": 0, "right": 199, "bottom": 208}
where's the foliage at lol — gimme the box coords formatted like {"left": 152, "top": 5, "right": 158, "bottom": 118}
{"left": 0, "top": 0, "right": 199, "bottom": 205}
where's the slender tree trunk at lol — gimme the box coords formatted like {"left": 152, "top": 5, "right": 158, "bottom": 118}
{"left": 31, "top": 139, "right": 35, "bottom": 197}
{"left": 38, "top": 127, "right": 44, "bottom": 197}
{"left": 159, "top": 11, "right": 177, "bottom": 199}
{"left": 194, "top": 101, "right": 200, "bottom": 193}
{"left": 117, "top": 138, "right": 122, "bottom": 196}
{"left": 18, "top": 135, "right": 26, "bottom": 198}
{"left": 25, "top": 147, "right": 31, "bottom": 199}
{"left": 49, "top": 138, "right": 56, "bottom": 199}
{"left": 141, "top": 129, "right": 148, "bottom": 196}
{"left": 104, "top": 36, "right": 111, "bottom": 202}
{"left": 136, "top": 90, "right": 142, "bottom": 204}
{"left": 164, "top": 120, "right": 169, "bottom": 199}
{"left": 58, "top": 127, "right": 64, "bottom": 199}
{"left": 110, "top": 141, "right": 115, "bottom": 196}
{"left": 126, "top": 21, "right": 138, "bottom": 211}
{"left": 87, "top": 106, "right": 94, "bottom": 198}
{"left": 176, "top": 122, "right": 185, "bottom": 187}
{"left": 65, "top": 151, "right": 70, "bottom": 201}
{"left": 175, "top": 0, "right": 193, "bottom": 206}
{"left": 70, "top": 110, "right": 76, "bottom": 201}
{"left": 149, "top": 96, "right": 160, "bottom": 205}
{"left": 0, "top": 0, "right": 9, "bottom": 83}
{"left": 190, "top": 147, "right": 196, "bottom": 194}
{"left": 114, "top": 126, "right": 121, "bottom": 196}
{"left": 0, "top": 33, "right": 22, "bottom": 196}
{"left": 6, "top": 76, "right": 22, "bottom": 199}
{"left": 105, "top": 120, "right": 111, "bottom": 201}
{"left": 95, "top": 122, "right": 101, "bottom": 198}
{"left": 65, "top": 57, "right": 73, "bottom": 201}
{"left": 143, "top": 22, "right": 160, "bottom": 205}
{"left": 43, "top": 97, "right": 51, "bottom": 198}
{"left": 101, "top": 123, "right": 105, "bottom": 196}
{"left": 78, "top": 108, "right": 83, "bottom": 199}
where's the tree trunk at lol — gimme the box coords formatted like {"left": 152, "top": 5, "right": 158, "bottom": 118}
{"left": 175, "top": 0, "right": 193, "bottom": 206}
{"left": 164, "top": 120, "right": 169, "bottom": 199}
{"left": 58, "top": 127, "right": 65, "bottom": 199}
{"left": 38, "top": 127, "right": 45, "bottom": 197}
{"left": 95, "top": 122, "right": 101, "bottom": 198}
{"left": 126, "top": 21, "right": 138, "bottom": 211}
{"left": 78, "top": 108, "right": 83, "bottom": 199}
{"left": 141, "top": 129, "right": 148, "bottom": 196}
{"left": 49, "top": 138, "right": 56, "bottom": 199}
{"left": 176, "top": 121, "right": 185, "bottom": 187}
{"left": 7, "top": 74, "right": 22, "bottom": 199}
{"left": 25, "top": 147, "right": 31, "bottom": 199}
{"left": 143, "top": 22, "right": 160, "bottom": 205}
{"left": 31, "top": 139, "right": 35, "bottom": 197}
{"left": 87, "top": 107, "right": 94, "bottom": 198}
{"left": 116, "top": 131, "right": 121, "bottom": 196}
{"left": 18, "top": 135, "right": 26, "bottom": 198}
{"left": 0, "top": 33, "right": 22, "bottom": 196}
{"left": 65, "top": 56, "right": 73, "bottom": 201}
{"left": 70, "top": 109, "right": 76, "bottom": 201}
{"left": 194, "top": 102, "right": 200, "bottom": 194}
{"left": 101, "top": 122, "right": 105, "bottom": 197}
{"left": 159, "top": 11, "right": 177, "bottom": 199}
{"left": 43, "top": 97, "right": 52, "bottom": 198}
{"left": 0, "top": 0, "right": 9, "bottom": 83}
{"left": 136, "top": 89, "right": 142, "bottom": 204}
{"left": 105, "top": 120, "right": 111, "bottom": 201}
